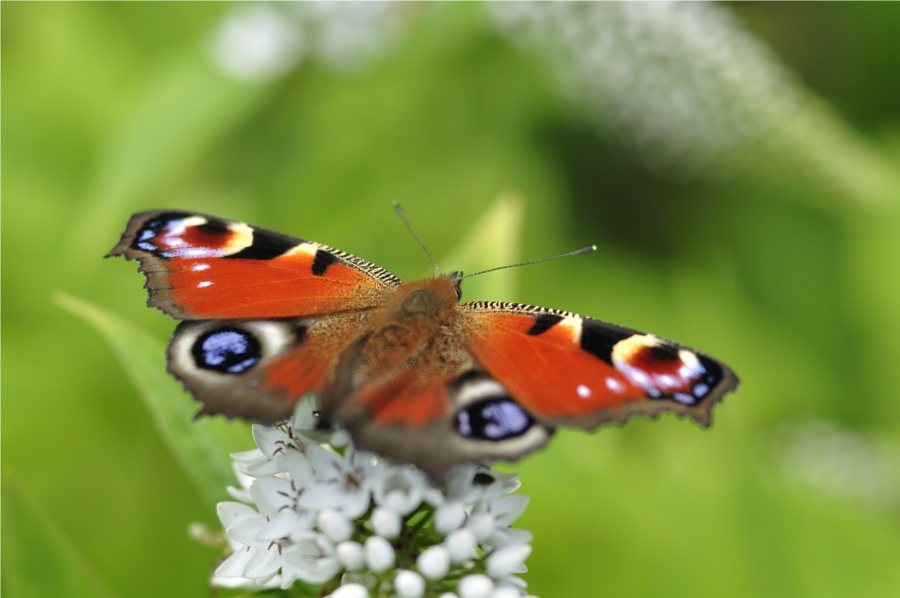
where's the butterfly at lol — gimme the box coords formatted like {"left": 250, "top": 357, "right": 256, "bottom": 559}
{"left": 108, "top": 210, "right": 738, "bottom": 477}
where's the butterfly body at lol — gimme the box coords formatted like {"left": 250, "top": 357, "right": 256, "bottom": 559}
{"left": 109, "top": 211, "right": 738, "bottom": 477}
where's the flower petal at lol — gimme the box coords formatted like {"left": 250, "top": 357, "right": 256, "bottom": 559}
{"left": 445, "top": 528, "right": 478, "bottom": 564}
{"left": 252, "top": 424, "right": 290, "bottom": 459}
{"left": 492, "top": 495, "right": 529, "bottom": 527}
{"left": 467, "top": 513, "right": 496, "bottom": 542}
{"left": 279, "top": 449, "right": 315, "bottom": 487}
{"left": 249, "top": 476, "right": 295, "bottom": 518}
{"left": 435, "top": 501, "right": 467, "bottom": 534}
{"left": 282, "top": 533, "right": 340, "bottom": 585}
{"left": 215, "top": 546, "right": 257, "bottom": 577}
{"left": 290, "top": 396, "right": 320, "bottom": 432}
{"left": 226, "top": 516, "right": 269, "bottom": 549}
{"left": 243, "top": 544, "right": 283, "bottom": 578}
{"left": 486, "top": 543, "right": 532, "bottom": 577}
{"left": 373, "top": 468, "right": 426, "bottom": 515}
{"left": 230, "top": 448, "right": 266, "bottom": 463}
{"left": 217, "top": 501, "right": 259, "bottom": 528}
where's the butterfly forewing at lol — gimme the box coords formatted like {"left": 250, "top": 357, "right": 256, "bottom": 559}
{"left": 107, "top": 211, "right": 401, "bottom": 320}
{"left": 461, "top": 302, "right": 738, "bottom": 429}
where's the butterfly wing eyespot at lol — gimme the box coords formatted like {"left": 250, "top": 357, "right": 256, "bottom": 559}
{"left": 168, "top": 319, "right": 303, "bottom": 422}
{"left": 191, "top": 327, "right": 262, "bottom": 374}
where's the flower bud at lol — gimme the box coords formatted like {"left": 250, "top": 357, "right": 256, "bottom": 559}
{"left": 364, "top": 535, "right": 395, "bottom": 573}
{"left": 458, "top": 574, "right": 494, "bottom": 598}
{"left": 336, "top": 541, "right": 365, "bottom": 571}
{"left": 417, "top": 545, "right": 451, "bottom": 580}
{"left": 445, "top": 528, "right": 478, "bottom": 563}
{"left": 318, "top": 510, "right": 352, "bottom": 543}
{"left": 371, "top": 506, "right": 401, "bottom": 539}
{"left": 435, "top": 501, "right": 467, "bottom": 534}
{"left": 394, "top": 570, "right": 426, "bottom": 598}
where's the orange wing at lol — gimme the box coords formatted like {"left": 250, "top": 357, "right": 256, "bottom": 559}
{"left": 461, "top": 302, "right": 738, "bottom": 429}
{"left": 108, "top": 211, "right": 401, "bottom": 320}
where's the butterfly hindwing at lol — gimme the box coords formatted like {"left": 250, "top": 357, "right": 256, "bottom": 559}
{"left": 334, "top": 366, "right": 554, "bottom": 478}
{"left": 107, "top": 211, "right": 401, "bottom": 320}
{"left": 461, "top": 302, "right": 738, "bottom": 429}
{"left": 168, "top": 310, "right": 379, "bottom": 423}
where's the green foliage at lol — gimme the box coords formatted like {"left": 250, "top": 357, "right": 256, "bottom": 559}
{"left": 3, "top": 3, "right": 899, "bottom": 597}
{"left": 53, "top": 292, "right": 253, "bottom": 508}
{"left": 2, "top": 471, "right": 119, "bottom": 598}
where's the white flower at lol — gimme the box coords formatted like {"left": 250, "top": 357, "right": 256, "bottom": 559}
{"left": 281, "top": 532, "right": 341, "bottom": 587}
{"left": 226, "top": 460, "right": 256, "bottom": 503}
{"left": 301, "top": 444, "right": 382, "bottom": 518}
{"left": 373, "top": 467, "right": 427, "bottom": 515}
{"left": 445, "top": 465, "right": 521, "bottom": 503}
{"left": 207, "top": 398, "right": 536, "bottom": 595}
{"left": 208, "top": 4, "right": 304, "bottom": 83}
{"left": 468, "top": 495, "right": 529, "bottom": 543}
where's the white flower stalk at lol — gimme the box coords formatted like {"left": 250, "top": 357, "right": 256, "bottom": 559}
{"left": 210, "top": 398, "right": 537, "bottom": 596}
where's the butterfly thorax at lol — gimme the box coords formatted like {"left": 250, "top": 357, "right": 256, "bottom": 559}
{"left": 326, "top": 276, "right": 471, "bottom": 417}
{"left": 358, "top": 277, "right": 461, "bottom": 372}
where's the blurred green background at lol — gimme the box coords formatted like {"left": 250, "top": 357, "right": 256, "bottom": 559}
{"left": 3, "top": 3, "right": 900, "bottom": 597}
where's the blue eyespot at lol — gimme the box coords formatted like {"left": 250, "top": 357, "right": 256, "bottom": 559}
{"left": 456, "top": 399, "right": 533, "bottom": 441}
{"left": 192, "top": 328, "right": 260, "bottom": 374}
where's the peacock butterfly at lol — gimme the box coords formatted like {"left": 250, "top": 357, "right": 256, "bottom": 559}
{"left": 108, "top": 210, "right": 738, "bottom": 477}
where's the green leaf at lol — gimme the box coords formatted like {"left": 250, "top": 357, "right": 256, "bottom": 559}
{"left": 53, "top": 292, "right": 253, "bottom": 507}
{"left": 1, "top": 469, "right": 119, "bottom": 598}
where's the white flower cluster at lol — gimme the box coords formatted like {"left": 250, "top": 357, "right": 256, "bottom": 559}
{"left": 212, "top": 400, "right": 537, "bottom": 598}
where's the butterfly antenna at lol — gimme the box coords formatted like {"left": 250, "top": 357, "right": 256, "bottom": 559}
{"left": 460, "top": 245, "right": 597, "bottom": 280}
{"left": 393, "top": 202, "right": 442, "bottom": 275}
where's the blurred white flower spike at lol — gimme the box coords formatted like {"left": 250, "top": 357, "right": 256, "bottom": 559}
{"left": 489, "top": 2, "right": 796, "bottom": 176}
{"left": 208, "top": 2, "right": 402, "bottom": 83}
{"left": 211, "top": 398, "right": 537, "bottom": 596}
{"left": 208, "top": 5, "right": 305, "bottom": 83}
